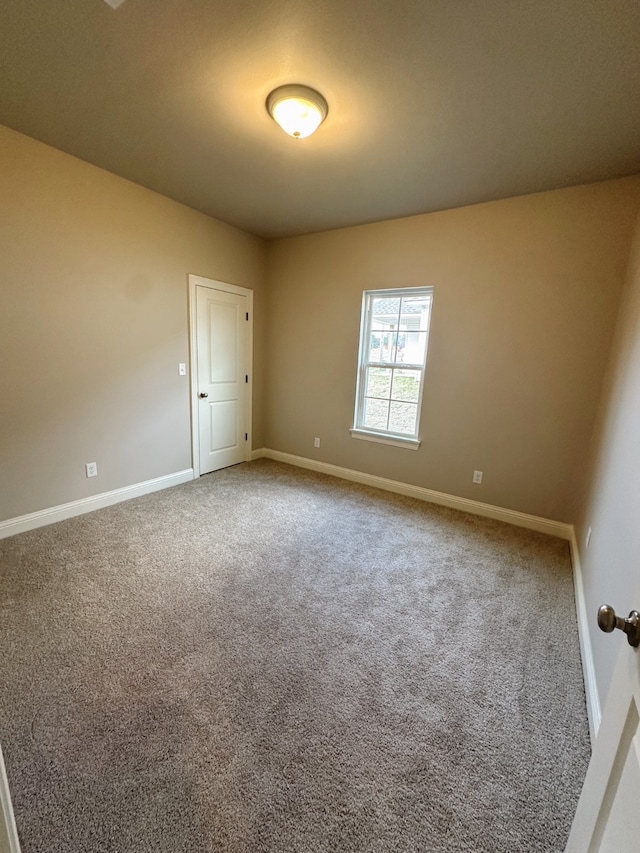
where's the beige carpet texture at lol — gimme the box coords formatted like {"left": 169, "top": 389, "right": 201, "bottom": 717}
{"left": 0, "top": 459, "right": 590, "bottom": 852}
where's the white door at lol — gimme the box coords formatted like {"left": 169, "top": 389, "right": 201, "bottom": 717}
{"left": 0, "top": 743, "right": 21, "bottom": 853}
{"left": 566, "top": 588, "right": 640, "bottom": 852}
{"left": 192, "top": 279, "right": 251, "bottom": 476}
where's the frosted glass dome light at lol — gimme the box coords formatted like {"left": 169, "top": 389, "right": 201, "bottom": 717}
{"left": 266, "top": 85, "right": 328, "bottom": 139}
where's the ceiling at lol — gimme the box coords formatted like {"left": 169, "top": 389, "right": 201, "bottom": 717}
{"left": 1, "top": 0, "right": 639, "bottom": 239}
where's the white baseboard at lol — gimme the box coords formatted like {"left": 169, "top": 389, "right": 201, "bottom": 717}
{"left": 0, "top": 469, "right": 194, "bottom": 540}
{"left": 569, "top": 529, "right": 601, "bottom": 742}
{"left": 0, "top": 743, "right": 21, "bottom": 853}
{"left": 255, "top": 448, "right": 573, "bottom": 540}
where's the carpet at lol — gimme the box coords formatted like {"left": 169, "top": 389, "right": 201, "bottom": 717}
{"left": 0, "top": 459, "right": 590, "bottom": 852}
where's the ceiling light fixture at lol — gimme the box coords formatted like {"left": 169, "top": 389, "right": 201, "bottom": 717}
{"left": 266, "top": 85, "right": 328, "bottom": 139}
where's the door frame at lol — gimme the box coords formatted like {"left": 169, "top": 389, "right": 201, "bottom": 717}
{"left": 188, "top": 274, "right": 253, "bottom": 478}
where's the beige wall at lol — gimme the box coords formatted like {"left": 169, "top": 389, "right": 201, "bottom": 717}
{"left": 0, "top": 125, "right": 266, "bottom": 521}
{"left": 575, "top": 214, "right": 640, "bottom": 708}
{"left": 265, "top": 178, "right": 640, "bottom": 522}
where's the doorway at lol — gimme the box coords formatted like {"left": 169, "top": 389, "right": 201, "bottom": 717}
{"left": 188, "top": 275, "right": 253, "bottom": 477}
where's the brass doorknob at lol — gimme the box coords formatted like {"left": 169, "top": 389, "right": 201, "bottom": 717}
{"left": 597, "top": 605, "right": 640, "bottom": 648}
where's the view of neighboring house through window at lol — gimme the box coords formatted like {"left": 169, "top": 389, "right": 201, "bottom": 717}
{"left": 352, "top": 287, "right": 433, "bottom": 447}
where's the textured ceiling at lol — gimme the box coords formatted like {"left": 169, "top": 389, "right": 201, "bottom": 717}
{"left": 1, "top": 0, "right": 639, "bottom": 239}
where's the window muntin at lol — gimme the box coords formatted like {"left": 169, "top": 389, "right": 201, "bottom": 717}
{"left": 354, "top": 287, "right": 433, "bottom": 442}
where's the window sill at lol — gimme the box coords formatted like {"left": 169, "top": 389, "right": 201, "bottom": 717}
{"left": 349, "top": 428, "right": 421, "bottom": 450}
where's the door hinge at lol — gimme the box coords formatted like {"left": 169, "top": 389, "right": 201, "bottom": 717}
{"left": 245, "top": 433, "right": 248, "bottom": 441}
{"left": 245, "top": 375, "right": 248, "bottom": 383}
{"left": 246, "top": 312, "right": 249, "bottom": 321}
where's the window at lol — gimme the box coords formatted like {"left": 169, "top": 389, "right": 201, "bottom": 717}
{"left": 351, "top": 287, "right": 433, "bottom": 449}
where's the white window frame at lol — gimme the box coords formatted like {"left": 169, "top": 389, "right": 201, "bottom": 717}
{"left": 351, "top": 286, "right": 433, "bottom": 450}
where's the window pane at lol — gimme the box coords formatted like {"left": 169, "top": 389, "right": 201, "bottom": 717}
{"left": 396, "top": 331, "right": 427, "bottom": 364}
{"left": 368, "top": 332, "right": 383, "bottom": 362}
{"left": 400, "top": 296, "right": 431, "bottom": 325}
{"left": 363, "top": 397, "right": 389, "bottom": 431}
{"left": 365, "top": 367, "right": 392, "bottom": 399}
{"left": 371, "top": 297, "right": 400, "bottom": 331}
{"left": 391, "top": 369, "right": 421, "bottom": 402}
{"left": 368, "top": 331, "right": 396, "bottom": 363}
{"left": 389, "top": 401, "right": 418, "bottom": 435}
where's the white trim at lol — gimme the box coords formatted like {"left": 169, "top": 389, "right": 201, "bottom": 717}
{"left": 350, "top": 428, "right": 421, "bottom": 450}
{"left": 0, "top": 469, "right": 194, "bottom": 540}
{"left": 188, "top": 275, "right": 254, "bottom": 478}
{"left": 568, "top": 528, "right": 601, "bottom": 743}
{"left": 0, "top": 743, "right": 22, "bottom": 853}
{"left": 188, "top": 274, "right": 254, "bottom": 299}
{"left": 250, "top": 447, "right": 266, "bottom": 461}
{"left": 258, "top": 448, "right": 572, "bottom": 539}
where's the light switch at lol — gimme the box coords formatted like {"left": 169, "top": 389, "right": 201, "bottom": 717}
{"left": 178, "top": 363, "right": 187, "bottom": 376}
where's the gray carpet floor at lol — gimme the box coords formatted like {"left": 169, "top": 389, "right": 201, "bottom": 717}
{"left": 0, "top": 459, "right": 590, "bottom": 852}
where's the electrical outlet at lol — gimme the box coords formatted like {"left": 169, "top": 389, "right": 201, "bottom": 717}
{"left": 314, "top": 437, "right": 321, "bottom": 448}
{"left": 472, "top": 470, "right": 483, "bottom": 484}
{"left": 85, "top": 462, "right": 98, "bottom": 478}
{"left": 586, "top": 527, "right": 592, "bottom": 548}
{"left": 178, "top": 363, "right": 186, "bottom": 376}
